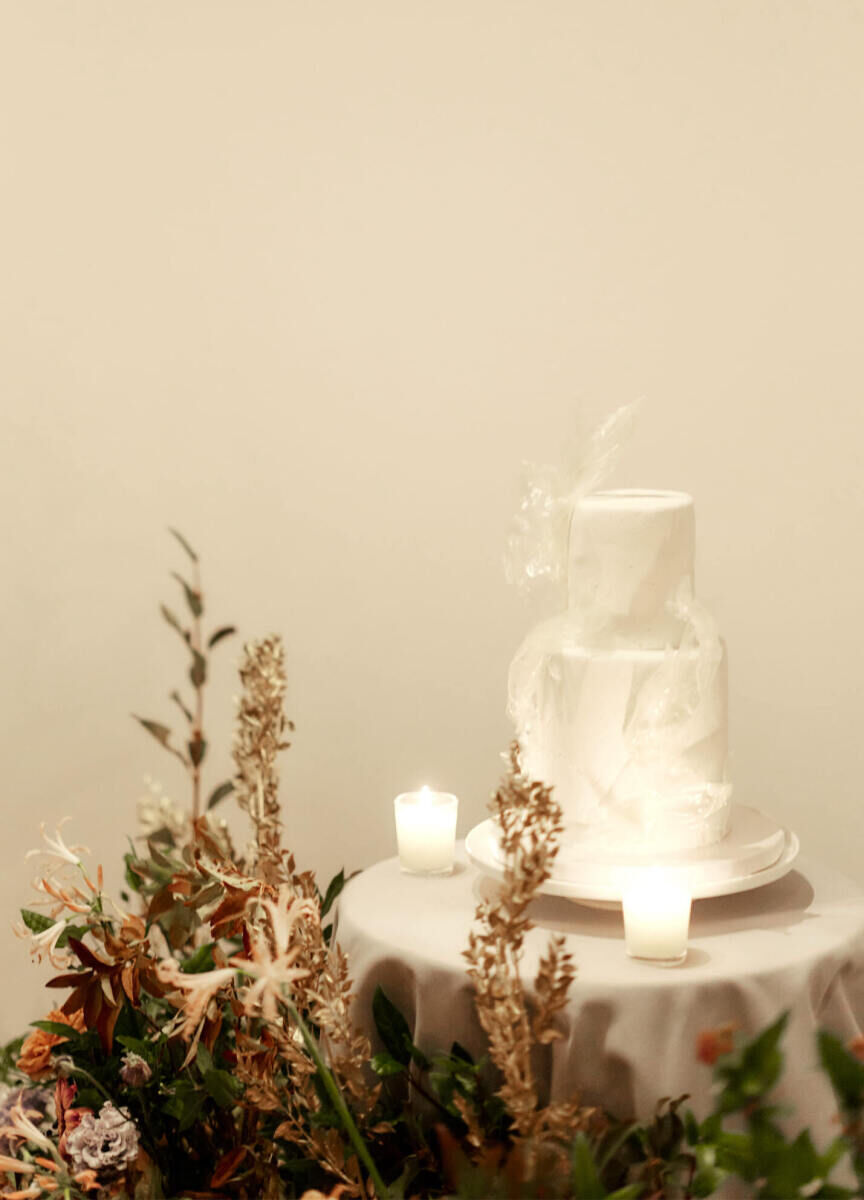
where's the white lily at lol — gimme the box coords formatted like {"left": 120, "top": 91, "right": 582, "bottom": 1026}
{"left": 25, "top": 819, "right": 90, "bottom": 866}
{"left": 0, "top": 1098, "right": 53, "bottom": 1151}
{"left": 231, "top": 889, "right": 316, "bottom": 1020}
{"left": 27, "top": 918, "right": 73, "bottom": 968}
{"left": 155, "top": 960, "right": 237, "bottom": 1039}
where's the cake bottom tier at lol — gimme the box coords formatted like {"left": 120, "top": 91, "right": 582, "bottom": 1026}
{"left": 510, "top": 636, "right": 730, "bottom": 851}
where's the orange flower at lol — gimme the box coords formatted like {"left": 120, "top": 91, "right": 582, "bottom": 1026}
{"left": 696, "top": 1023, "right": 737, "bottom": 1066}
{"left": 16, "top": 1009, "right": 86, "bottom": 1081}
{"left": 849, "top": 1034, "right": 864, "bottom": 1062}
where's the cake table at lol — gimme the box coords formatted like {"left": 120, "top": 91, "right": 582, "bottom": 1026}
{"left": 337, "top": 844, "right": 864, "bottom": 1154}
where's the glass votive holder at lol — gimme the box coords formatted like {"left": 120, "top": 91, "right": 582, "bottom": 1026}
{"left": 394, "top": 787, "right": 458, "bottom": 876}
{"left": 622, "top": 869, "right": 692, "bottom": 966}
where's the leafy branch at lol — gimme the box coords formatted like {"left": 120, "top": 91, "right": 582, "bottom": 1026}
{"left": 132, "top": 529, "right": 236, "bottom": 825}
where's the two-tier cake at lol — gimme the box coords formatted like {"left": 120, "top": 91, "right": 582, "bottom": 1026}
{"left": 488, "top": 486, "right": 793, "bottom": 896}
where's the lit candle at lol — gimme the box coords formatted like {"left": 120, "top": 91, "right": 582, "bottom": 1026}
{"left": 622, "top": 869, "right": 692, "bottom": 965}
{"left": 394, "top": 787, "right": 458, "bottom": 875}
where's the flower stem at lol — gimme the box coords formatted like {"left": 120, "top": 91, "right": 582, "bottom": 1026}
{"left": 283, "top": 998, "right": 389, "bottom": 1199}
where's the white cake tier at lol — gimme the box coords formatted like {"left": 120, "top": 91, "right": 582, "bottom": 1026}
{"left": 513, "top": 639, "right": 730, "bottom": 851}
{"left": 569, "top": 489, "right": 695, "bottom": 647}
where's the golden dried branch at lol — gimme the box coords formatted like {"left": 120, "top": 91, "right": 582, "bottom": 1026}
{"left": 464, "top": 742, "right": 594, "bottom": 1149}
{"left": 532, "top": 934, "right": 576, "bottom": 1046}
{"left": 233, "top": 635, "right": 292, "bottom": 884}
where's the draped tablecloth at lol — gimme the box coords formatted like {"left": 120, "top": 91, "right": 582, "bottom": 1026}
{"left": 337, "top": 845, "right": 864, "bottom": 1151}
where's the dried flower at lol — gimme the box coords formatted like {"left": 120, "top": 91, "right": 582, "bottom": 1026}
{"left": 25, "top": 820, "right": 90, "bottom": 868}
{"left": 119, "top": 1051, "right": 152, "bottom": 1087}
{"left": 154, "top": 959, "right": 236, "bottom": 1043}
{"left": 231, "top": 889, "right": 315, "bottom": 1020}
{"left": 16, "top": 1009, "right": 86, "bottom": 1081}
{"left": 696, "top": 1024, "right": 737, "bottom": 1066}
{"left": 0, "top": 1097, "right": 55, "bottom": 1152}
{"left": 0, "top": 1088, "right": 52, "bottom": 1158}
{"left": 849, "top": 1034, "right": 864, "bottom": 1062}
{"left": 464, "top": 743, "right": 593, "bottom": 1149}
{"left": 19, "top": 918, "right": 73, "bottom": 970}
{"left": 65, "top": 1102, "right": 139, "bottom": 1176}
{"left": 233, "top": 636, "right": 292, "bottom": 883}
{"left": 137, "top": 777, "right": 187, "bottom": 838}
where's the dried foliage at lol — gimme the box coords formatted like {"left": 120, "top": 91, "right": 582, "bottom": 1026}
{"left": 4, "top": 534, "right": 860, "bottom": 1200}
{"left": 464, "top": 743, "right": 596, "bottom": 1155}
{"left": 233, "top": 636, "right": 293, "bottom": 884}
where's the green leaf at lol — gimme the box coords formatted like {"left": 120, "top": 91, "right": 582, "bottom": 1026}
{"left": 116, "top": 1035, "right": 156, "bottom": 1062}
{"left": 21, "top": 908, "right": 54, "bottom": 935}
{"left": 188, "top": 733, "right": 207, "bottom": 767}
{"left": 172, "top": 571, "right": 203, "bottom": 619}
{"left": 372, "top": 986, "right": 415, "bottom": 1067}
{"left": 320, "top": 869, "right": 347, "bottom": 920}
{"left": 163, "top": 1082, "right": 206, "bottom": 1131}
{"left": 195, "top": 1042, "right": 213, "bottom": 1074}
{"left": 169, "top": 690, "right": 193, "bottom": 723}
{"left": 207, "top": 780, "right": 235, "bottom": 810}
{"left": 57, "top": 924, "right": 88, "bottom": 948}
{"left": 75, "top": 1086, "right": 103, "bottom": 1110}
{"left": 31, "top": 1020, "right": 85, "bottom": 1039}
{"left": 370, "top": 1051, "right": 406, "bottom": 1077}
{"left": 605, "top": 1187, "right": 646, "bottom": 1200}
{"left": 450, "top": 1041, "right": 475, "bottom": 1064}
{"left": 0, "top": 1037, "right": 25, "bottom": 1086}
{"left": 819, "top": 1031, "right": 864, "bottom": 1113}
{"left": 167, "top": 528, "right": 198, "bottom": 564}
{"left": 189, "top": 650, "right": 207, "bottom": 688}
{"left": 204, "top": 1067, "right": 242, "bottom": 1107}
{"left": 132, "top": 716, "right": 188, "bottom": 765}
{"left": 180, "top": 943, "right": 216, "bottom": 974}
{"left": 570, "top": 1132, "right": 604, "bottom": 1198}
{"left": 124, "top": 853, "right": 144, "bottom": 893}
{"left": 716, "top": 1012, "right": 789, "bottom": 1114}
{"left": 160, "top": 605, "right": 190, "bottom": 644}
{"left": 207, "top": 625, "right": 236, "bottom": 649}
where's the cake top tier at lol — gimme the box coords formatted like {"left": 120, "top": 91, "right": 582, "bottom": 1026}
{"left": 568, "top": 489, "right": 695, "bottom": 645}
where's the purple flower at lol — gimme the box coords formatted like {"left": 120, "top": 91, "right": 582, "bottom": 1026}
{"left": 65, "top": 1101, "right": 139, "bottom": 1176}
{"left": 120, "top": 1051, "right": 152, "bottom": 1087}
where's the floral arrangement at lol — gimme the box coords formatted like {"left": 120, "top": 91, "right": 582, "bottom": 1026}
{"left": 3, "top": 534, "right": 864, "bottom": 1199}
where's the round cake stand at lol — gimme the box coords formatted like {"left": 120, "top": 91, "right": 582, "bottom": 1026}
{"left": 465, "top": 806, "right": 800, "bottom": 904}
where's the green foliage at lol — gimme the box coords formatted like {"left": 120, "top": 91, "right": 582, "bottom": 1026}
{"left": 167, "top": 527, "right": 198, "bottom": 564}
{"left": 373, "top": 985, "right": 430, "bottom": 1070}
{"left": 818, "top": 1030, "right": 864, "bottom": 1194}
{"left": 172, "top": 570, "right": 203, "bottom": 618}
{"left": 207, "top": 625, "right": 236, "bottom": 648}
{"left": 819, "top": 1030, "right": 864, "bottom": 1112}
{"left": 714, "top": 1011, "right": 789, "bottom": 1113}
{"left": 0, "top": 1035, "right": 24, "bottom": 1085}
{"left": 207, "top": 779, "right": 235, "bottom": 809}
{"left": 179, "top": 941, "right": 216, "bottom": 973}
{"left": 20, "top": 908, "right": 87, "bottom": 947}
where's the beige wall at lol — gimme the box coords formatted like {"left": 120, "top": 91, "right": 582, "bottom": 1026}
{"left": 1, "top": 1, "right": 863, "bottom": 1038}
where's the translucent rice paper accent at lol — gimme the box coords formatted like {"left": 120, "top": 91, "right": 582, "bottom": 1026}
{"left": 504, "top": 401, "right": 641, "bottom": 610}
{"left": 618, "top": 584, "right": 731, "bottom": 837}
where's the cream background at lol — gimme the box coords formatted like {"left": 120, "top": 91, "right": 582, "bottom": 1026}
{"left": 1, "top": 2, "right": 862, "bottom": 1039}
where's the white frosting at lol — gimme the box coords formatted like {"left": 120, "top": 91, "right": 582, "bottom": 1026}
{"left": 568, "top": 489, "right": 695, "bottom": 647}
{"left": 510, "top": 488, "right": 732, "bottom": 857}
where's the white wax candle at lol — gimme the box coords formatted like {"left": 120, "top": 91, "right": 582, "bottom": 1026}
{"left": 622, "top": 870, "right": 692, "bottom": 964}
{"left": 394, "top": 787, "right": 458, "bottom": 875}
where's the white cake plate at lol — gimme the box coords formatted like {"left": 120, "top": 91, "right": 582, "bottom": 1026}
{"left": 465, "top": 804, "right": 800, "bottom": 903}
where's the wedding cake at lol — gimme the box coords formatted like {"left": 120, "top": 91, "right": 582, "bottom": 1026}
{"left": 509, "top": 488, "right": 731, "bottom": 862}
{"left": 502, "top": 480, "right": 795, "bottom": 894}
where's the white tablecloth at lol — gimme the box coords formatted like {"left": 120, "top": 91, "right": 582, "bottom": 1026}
{"left": 337, "top": 846, "right": 864, "bottom": 1151}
